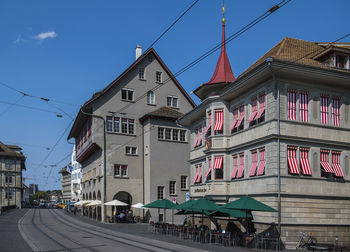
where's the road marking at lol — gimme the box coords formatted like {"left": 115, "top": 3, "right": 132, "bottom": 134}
{"left": 17, "top": 209, "right": 40, "bottom": 252}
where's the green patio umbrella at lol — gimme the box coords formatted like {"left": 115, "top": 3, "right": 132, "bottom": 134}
{"left": 172, "top": 199, "right": 197, "bottom": 210}
{"left": 223, "top": 196, "right": 277, "bottom": 233}
{"left": 181, "top": 198, "right": 219, "bottom": 226}
{"left": 223, "top": 196, "right": 277, "bottom": 212}
{"left": 144, "top": 199, "right": 176, "bottom": 223}
{"left": 209, "top": 207, "right": 252, "bottom": 218}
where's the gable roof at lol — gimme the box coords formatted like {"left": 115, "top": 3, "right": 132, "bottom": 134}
{"left": 239, "top": 37, "right": 350, "bottom": 78}
{"left": 68, "top": 48, "right": 195, "bottom": 139}
{"left": 0, "top": 141, "right": 25, "bottom": 158}
{"left": 139, "top": 106, "right": 184, "bottom": 123}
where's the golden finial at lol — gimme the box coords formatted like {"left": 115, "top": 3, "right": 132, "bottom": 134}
{"left": 222, "top": 1, "right": 226, "bottom": 23}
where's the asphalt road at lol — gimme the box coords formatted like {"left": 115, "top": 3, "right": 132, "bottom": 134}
{"left": 18, "top": 208, "right": 211, "bottom": 252}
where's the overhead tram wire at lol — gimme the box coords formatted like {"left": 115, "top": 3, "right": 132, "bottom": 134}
{"left": 103, "top": 0, "right": 291, "bottom": 116}
{"left": 0, "top": 94, "right": 26, "bottom": 117}
{"left": 0, "top": 100, "right": 63, "bottom": 116}
{"left": 146, "top": 0, "right": 200, "bottom": 51}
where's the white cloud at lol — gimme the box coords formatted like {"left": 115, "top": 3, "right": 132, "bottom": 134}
{"left": 14, "top": 34, "right": 25, "bottom": 43}
{"left": 34, "top": 31, "right": 57, "bottom": 40}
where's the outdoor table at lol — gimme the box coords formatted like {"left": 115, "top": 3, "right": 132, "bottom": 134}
{"left": 257, "top": 235, "right": 279, "bottom": 250}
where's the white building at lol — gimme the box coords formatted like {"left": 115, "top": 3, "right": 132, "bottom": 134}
{"left": 71, "top": 146, "right": 82, "bottom": 202}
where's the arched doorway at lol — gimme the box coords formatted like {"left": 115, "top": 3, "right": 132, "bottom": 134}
{"left": 113, "top": 191, "right": 132, "bottom": 205}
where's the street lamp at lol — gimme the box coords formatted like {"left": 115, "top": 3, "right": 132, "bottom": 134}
{"left": 80, "top": 107, "right": 107, "bottom": 223}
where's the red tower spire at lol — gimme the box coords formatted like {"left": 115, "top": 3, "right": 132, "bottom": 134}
{"left": 208, "top": 17, "right": 235, "bottom": 84}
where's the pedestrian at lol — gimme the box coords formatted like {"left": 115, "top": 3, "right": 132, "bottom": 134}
{"left": 74, "top": 206, "right": 77, "bottom": 215}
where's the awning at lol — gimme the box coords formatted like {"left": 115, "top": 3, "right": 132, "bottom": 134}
{"left": 197, "top": 130, "right": 202, "bottom": 147}
{"left": 248, "top": 151, "right": 258, "bottom": 177}
{"left": 204, "top": 112, "right": 212, "bottom": 134}
{"left": 248, "top": 98, "right": 257, "bottom": 122}
{"left": 255, "top": 94, "right": 266, "bottom": 120}
{"left": 196, "top": 166, "right": 203, "bottom": 183}
{"left": 300, "top": 148, "right": 312, "bottom": 175}
{"left": 87, "top": 200, "right": 102, "bottom": 207}
{"left": 193, "top": 130, "right": 199, "bottom": 148}
{"left": 193, "top": 166, "right": 199, "bottom": 184}
{"left": 332, "top": 151, "right": 344, "bottom": 177}
{"left": 229, "top": 109, "right": 238, "bottom": 130}
{"left": 230, "top": 155, "right": 238, "bottom": 179}
{"left": 320, "top": 150, "right": 333, "bottom": 173}
{"left": 213, "top": 110, "right": 224, "bottom": 131}
{"left": 235, "top": 108, "right": 245, "bottom": 128}
{"left": 236, "top": 154, "right": 245, "bottom": 178}
{"left": 288, "top": 147, "right": 300, "bottom": 174}
{"left": 204, "top": 158, "right": 212, "bottom": 178}
{"left": 256, "top": 149, "right": 266, "bottom": 176}
{"left": 104, "top": 200, "right": 128, "bottom": 206}
{"left": 213, "top": 156, "right": 223, "bottom": 169}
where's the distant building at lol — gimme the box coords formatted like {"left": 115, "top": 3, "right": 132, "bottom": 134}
{"left": 29, "top": 184, "right": 38, "bottom": 195}
{"left": 22, "top": 183, "right": 30, "bottom": 206}
{"left": 59, "top": 166, "right": 71, "bottom": 204}
{"left": 71, "top": 146, "right": 82, "bottom": 202}
{"left": 0, "top": 141, "right": 26, "bottom": 211}
{"left": 68, "top": 46, "right": 195, "bottom": 222}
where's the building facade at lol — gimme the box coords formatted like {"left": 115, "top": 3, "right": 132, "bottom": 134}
{"left": 29, "top": 184, "right": 38, "bottom": 196}
{"left": 59, "top": 166, "right": 71, "bottom": 204}
{"left": 71, "top": 146, "right": 82, "bottom": 202}
{"left": 0, "top": 142, "right": 26, "bottom": 212}
{"left": 179, "top": 29, "right": 350, "bottom": 248}
{"left": 68, "top": 47, "right": 195, "bottom": 222}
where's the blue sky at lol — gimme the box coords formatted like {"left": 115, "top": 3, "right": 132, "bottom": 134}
{"left": 1, "top": 0, "right": 349, "bottom": 190}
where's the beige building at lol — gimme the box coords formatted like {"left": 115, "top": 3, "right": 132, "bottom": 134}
{"left": 0, "top": 141, "right": 26, "bottom": 212}
{"left": 178, "top": 22, "right": 350, "bottom": 249}
{"left": 59, "top": 166, "right": 71, "bottom": 204}
{"left": 68, "top": 47, "right": 195, "bottom": 222}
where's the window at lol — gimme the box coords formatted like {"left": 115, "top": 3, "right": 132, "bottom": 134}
{"left": 158, "top": 127, "right": 164, "bottom": 139}
{"left": 157, "top": 186, "right": 164, "bottom": 200}
{"left": 180, "top": 130, "right": 186, "bottom": 142}
{"left": 128, "top": 119, "right": 134, "bottom": 134}
{"left": 121, "top": 118, "right": 128, "bottom": 133}
{"left": 172, "top": 129, "right": 179, "bottom": 141}
{"left": 320, "top": 94, "right": 329, "bottom": 124}
{"left": 165, "top": 128, "right": 171, "bottom": 140}
{"left": 248, "top": 150, "right": 258, "bottom": 177}
{"left": 156, "top": 71, "right": 162, "bottom": 83}
{"left": 336, "top": 55, "right": 346, "bottom": 68}
{"left": 5, "top": 176, "right": 13, "bottom": 184}
{"left": 138, "top": 68, "right": 145, "bottom": 80}
{"left": 167, "top": 96, "right": 178, "bottom": 108}
{"left": 248, "top": 97, "right": 258, "bottom": 125}
{"left": 158, "top": 127, "right": 186, "bottom": 142}
{"left": 169, "top": 181, "right": 176, "bottom": 195}
{"left": 332, "top": 151, "right": 344, "bottom": 177}
{"left": 5, "top": 188, "right": 14, "bottom": 199}
{"left": 287, "top": 146, "right": 300, "bottom": 175}
{"left": 193, "top": 126, "right": 203, "bottom": 148}
{"left": 300, "top": 91, "right": 309, "bottom": 122}
{"left": 107, "top": 116, "right": 113, "bottom": 132}
{"left": 230, "top": 155, "right": 238, "bottom": 179}
{"left": 125, "top": 146, "right": 137, "bottom": 155}
{"left": 320, "top": 149, "right": 333, "bottom": 177}
{"left": 230, "top": 108, "right": 238, "bottom": 132}
{"left": 180, "top": 176, "right": 188, "bottom": 190}
{"left": 121, "top": 88, "right": 134, "bottom": 101}
{"left": 300, "top": 148, "right": 312, "bottom": 175}
{"left": 288, "top": 89, "right": 297, "bottom": 120}
{"left": 236, "top": 153, "right": 245, "bottom": 178}
{"left": 113, "top": 117, "right": 120, "bottom": 133}
{"left": 204, "top": 111, "right": 212, "bottom": 137}
{"left": 147, "top": 91, "right": 155, "bottom": 105}
{"left": 213, "top": 109, "right": 224, "bottom": 135}
{"left": 332, "top": 97, "right": 340, "bottom": 126}
{"left": 213, "top": 156, "right": 223, "bottom": 180}
{"left": 256, "top": 93, "right": 266, "bottom": 123}
{"left": 257, "top": 148, "right": 266, "bottom": 176}
{"left": 235, "top": 105, "right": 245, "bottom": 131}
{"left": 205, "top": 158, "right": 212, "bottom": 181}
{"left": 114, "top": 164, "right": 128, "bottom": 177}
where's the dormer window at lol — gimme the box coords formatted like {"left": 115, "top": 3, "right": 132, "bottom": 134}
{"left": 335, "top": 55, "right": 348, "bottom": 69}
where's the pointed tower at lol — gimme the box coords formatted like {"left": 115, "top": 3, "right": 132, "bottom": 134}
{"left": 193, "top": 3, "right": 235, "bottom": 100}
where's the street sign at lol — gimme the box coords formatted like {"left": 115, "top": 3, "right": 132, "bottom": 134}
{"left": 186, "top": 192, "right": 190, "bottom": 201}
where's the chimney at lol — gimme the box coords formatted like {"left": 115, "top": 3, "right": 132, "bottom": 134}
{"left": 136, "top": 45, "right": 142, "bottom": 60}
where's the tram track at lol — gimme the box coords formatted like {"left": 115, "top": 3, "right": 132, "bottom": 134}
{"left": 49, "top": 209, "right": 205, "bottom": 252}
{"left": 37, "top": 209, "right": 100, "bottom": 252}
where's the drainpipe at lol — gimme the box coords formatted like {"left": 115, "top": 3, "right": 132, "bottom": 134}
{"left": 142, "top": 122, "right": 145, "bottom": 220}
{"left": 80, "top": 107, "right": 107, "bottom": 223}
{"left": 267, "top": 57, "right": 281, "bottom": 242}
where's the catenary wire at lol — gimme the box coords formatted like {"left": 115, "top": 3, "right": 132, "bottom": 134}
{"left": 146, "top": 0, "right": 200, "bottom": 51}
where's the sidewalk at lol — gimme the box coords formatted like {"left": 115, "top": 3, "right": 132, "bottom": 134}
{"left": 63, "top": 210, "right": 284, "bottom": 252}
